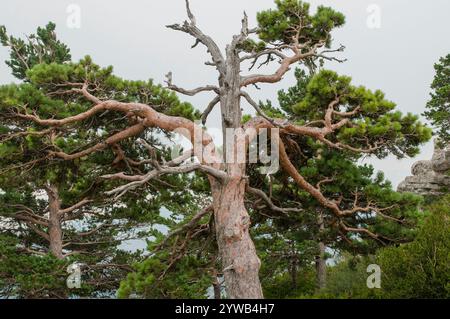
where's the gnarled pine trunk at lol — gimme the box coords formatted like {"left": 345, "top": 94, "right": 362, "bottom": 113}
{"left": 210, "top": 49, "right": 263, "bottom": 298}
{"left": 46, "top": 185, "right": 64, "bottom": 259}
{"left": 212, "top": 177, "right": 263, "bottom": 298}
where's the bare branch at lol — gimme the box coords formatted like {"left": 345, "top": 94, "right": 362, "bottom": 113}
{"left": 201, "top": 95, "right": 220, "bottom": 125}
{"left": 246, "top": 186, "right": 302, "bottom": 214}
{"left": 229, "top": 11, "right": 250, "bottom": 51}
{"left": 240, "top": 49, "right": 287, "bottom": 63}
{"left": 156, "top": 205, "right": 213, "bottom": 250}
{"left": 99, "top": 172, "right": 144, "bottom": 182}
{"left": 240, "top": 91, "right": 281, "bottom": 126}
{"left": 103, "top": 162, "right": 226, "bottom": 199}
{"left": 102, "top": 148, "right": 225, "bottom": 199}
{"left": 72, "top": 82, "right": 102, "bottom": 104}
{"left": 185, "top": 0, "right": 196, "bottom": 25}
{"left": 15, "top": 213, "right": 49, "bottom": 227}
{"left": 136, "top": 138, "right": 162, "bottom": 169}
{"left": 318, "top": 137, "right": 382, "bottom": 154}
{"left": 240, "top": 42, "right": 325, "bottom": 87}
{"left": 165, "top": 72, "right": 219, "bottom": 96}
{"left": 316, "top": 177, "right": 334, "bottom": 191}
{"left": 7, "top": 204, "right": 49, "bottom": 224}
{"left": 312, "top": 44, "right": 346, "bottom": 63}
{"left": 167, "top": 0, "right": 225, "bottom": 73}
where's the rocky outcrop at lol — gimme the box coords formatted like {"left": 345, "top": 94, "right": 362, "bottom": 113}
{"left": 398, "top": 141, "right": 450, "bottom": 196}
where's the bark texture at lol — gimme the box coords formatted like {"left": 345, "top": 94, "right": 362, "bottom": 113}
{"left": 45, "top": 185, "right": 63, "bottom": 259}
{"left": 315, "top": 211, "right": 326, "bottom": 291}
{"left": 315, "top": 242, "right": 326, "bottom": 291}
{"left": 212, "top": 177, "right": 263, "bottom": 298}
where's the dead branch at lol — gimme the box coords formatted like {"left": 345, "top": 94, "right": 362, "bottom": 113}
{"left": 246, "top": 186, "right": 302, "bottom": 214}
{"left": 156, "top": 204, "right": 213, "bottom": 251}
{"left": 166, "top": 0, "right": 225, "bottom": 74}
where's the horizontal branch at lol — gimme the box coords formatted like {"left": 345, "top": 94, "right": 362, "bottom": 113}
{"left": 240, "top": 41, "right": 326, "bottom": 87}
{"left": 339, "top": 221, "right": 388, "bottom": 245}
{"left": 15, "top": 213, "right": 49, "bottom": 227}
{"left": 14, "top": 90, "right": 220, "bottom": 166}
{"left": 165, "top": 72, "right": 220, "bottom": 96}
{"left": 59, "top": 198, "right": 93, "bottom": 216}
{"left": 76, "top": 223, "right": 112, "bottom": 237}
{"left": 240, "top": 49, "right": 287, "bottom": 63}
{"left": 50, "top": 122, "right": 146, "bottom": 160}
{"left": 21, "top": 247, "right": 48, "bottom": 257}
{"left": 246, "top": 186, "right": 302, "bottom": 214}
{"left": 0, "top": 128, "right": 55, "bottom": 143}
{"left": 8, "top": 204, "right": 49, "bottom": 225}
{"left": 103, "top": 162, "right": 226, "bottom": 199}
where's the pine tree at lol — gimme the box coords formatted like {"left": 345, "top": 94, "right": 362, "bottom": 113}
{"left": 246, "top": 69, "right": 425, "bottom": 293}
{"left": 424, "top": 54, "right": 450, "bottom": 143}
{"left": 0, "top": 1, "right": 432, "bottom": 298}
{"left": 0, "top": 24, "right": 199, "bottom": 298}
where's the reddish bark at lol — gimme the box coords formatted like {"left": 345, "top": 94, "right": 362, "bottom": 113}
{"left": 45, "top": 185, "right": 64, "bottom": 259}
{"left": 212, "top": 177, "right": 263, "bottom": 299}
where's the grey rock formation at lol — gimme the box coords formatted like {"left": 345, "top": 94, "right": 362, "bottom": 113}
{"left": 398, "top": 141, "right": 450, "bottom": 196}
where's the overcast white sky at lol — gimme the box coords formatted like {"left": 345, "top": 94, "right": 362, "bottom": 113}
{"left": 1, "top": 0, "right": 449, "bottom": 187}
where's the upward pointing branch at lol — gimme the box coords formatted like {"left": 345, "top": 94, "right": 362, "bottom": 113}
{"left": 185, "top": 0, "right": 196, "bottom": 25}
{"left": 166, "top": 0, "right": 225, "bottom": 74}
{"left": 230, "top": 11, "right": 250, "bottom": 50}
